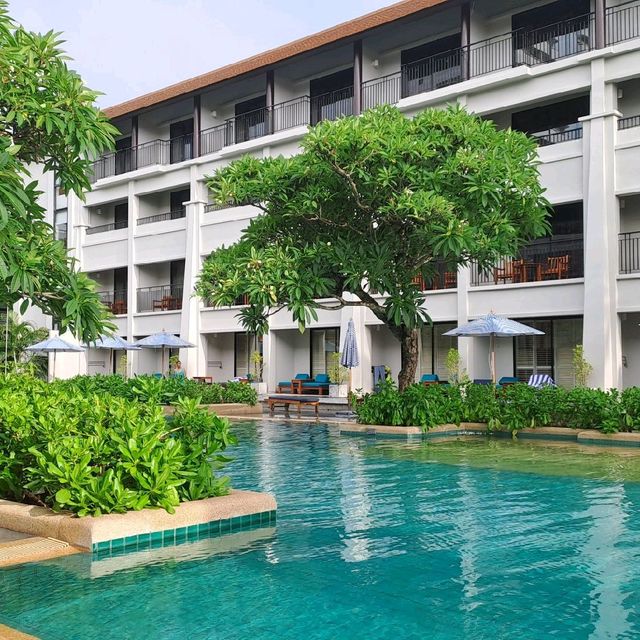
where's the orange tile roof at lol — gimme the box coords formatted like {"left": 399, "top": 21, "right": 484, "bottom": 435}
{"left": 103, "top": 0, "right": 451, "bottom": 119}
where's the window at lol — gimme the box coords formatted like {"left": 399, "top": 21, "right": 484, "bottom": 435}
{"left": 54, "top": 208, "right": 67, "bottom": 245}
{"left": 115, "top": 136, "right": 132, "bottom": 175}
{"left": 310, "top": 328, "right": 340, "bottom": 378}
{"left": 515, "top": 317, "right": 583, "bottom": 387}
{"left": 511, "top": 95, "right": 589, "bottom": 143}
{"left": 114, "top": 203, "right": 128, "bottom": 230}
{"left": 512, "top": 0, "right": 592, "bottom": 64}
{"left": 401, "top": 33, "right": 462, "bottom": 98}
{"left": 234, "top": 95, "right": 267, "bottom": 144}
{"left": 234, "top": 333, "right": 263, "bottom": 378}
{"left": 169, "top": 119, "right": 194, "bottom": 164}
{"left": 420, "top": 323, "right": 457, "bottom": 380}
{"left": 310, "top": 69, "right": 354, "bottom": 125}
{"left": 170, "top": 188, "right": 190, "bottom": 218}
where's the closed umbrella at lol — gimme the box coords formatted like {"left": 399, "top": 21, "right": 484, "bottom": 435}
{"left": 89, "top": 334, "right": 140, "bottom": 377}
{"left": 340, "top": 319, "right": 360, "bottom": 394}
{"left": 443, "top": 313, "right": 544, "bottom": 384}
{"left": 25, "top": 335, "right": 84, "bottom": 381}
{"left": 135, "top": 331, "right": 194, "bottom": 377}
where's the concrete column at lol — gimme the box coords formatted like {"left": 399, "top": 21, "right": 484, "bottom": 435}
{"left": 580, "top": 59, "right": 622, "bottom": 389}
{"left": 595, "top": 0, "right": 606, "bottom": 50}
{"left": 131, "top": 115, "right": 139, "bottom": 170}
{"left": 460, "top": 2, "right": 471, "bottom": 81}
{"left": 126, "top": 184, "right": 138, "bottom": 377}
{"left": 179, "top": 199, "right": 206, "bottom": 377}
{"left": 193, "top": 96, "right": 201, "bottom": 158}
{"left": 266, "top": 70, "right": 275, "bottom": 135}
{"left": 353, "top": 40, "right": 363, "bottom": 116}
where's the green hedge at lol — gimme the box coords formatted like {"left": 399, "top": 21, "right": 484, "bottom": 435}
{"left": 0, "top": 375, "right": 236, "bottom": 516}
{"left": 55, "top": 374, "right": 258, "bottom": 406}
{"left": 355, "top": 380, "right": 640, "bottom": 434}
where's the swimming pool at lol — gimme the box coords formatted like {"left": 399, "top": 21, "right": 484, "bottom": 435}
{"left": 1, "top": 421, "right": 640, "bottom": 639}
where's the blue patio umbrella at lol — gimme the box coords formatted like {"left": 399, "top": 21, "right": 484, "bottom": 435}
{"left": 89, "top": 334, "right": 140, "bottom": 376}
{"left": 340, "top": 319, "right": 360, "bottom": 393}
{"left": 443, "top": 313, "right": 544, "bottom": 384}
{"left": 135, "top": 331, "right": 195, "bottom": 376}
{"left": 25, "top": 335, "right": 84, "bottom": 381}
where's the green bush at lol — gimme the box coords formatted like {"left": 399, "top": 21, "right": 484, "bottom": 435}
{"left": 355, "top": 381, "right": 640, "bottom": 434}
{"left": 56, "top": 374, "right": 258, "bottom": 406}
{"left": 0, "top": 375, "right": 235, "bottom": 516}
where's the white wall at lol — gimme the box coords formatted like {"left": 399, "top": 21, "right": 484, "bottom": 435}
{"left": 204, "top": 333, "right": 235, "bottom": 382}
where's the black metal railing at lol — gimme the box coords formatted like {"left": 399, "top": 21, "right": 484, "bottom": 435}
{"left": 607, "top": 0, "right": 640, "bottom": 46}
{"left": 200, "top": 96, "right": 311, "bottom": 155}
{"left": 402, "top": 49, "right": 463, "bottom": 99}
{"left": 531, "top": 123, "right": 583, "bottom": 146}
{"left": 98, "top": 289, "right": 128, "bottom": 315}
{"left": 89, "top": 139, "right": 167, "bottom": 183}
{"left": 137, "top": 284, "right": 183, "bottom": 313}
{"left": 470, "top": 236, "right": 584, "bottom": 286}
{"left": 619, "top": 231, "right": 640, "bottom": 274}
{"left": 619, "top": 114, "right": 640, "bottom": 130}
{"left": 204, "top": 201, "right": 256, "bottom": 213}
{"left": 310, "top": 86, "right": 354, "bottom": 125}
{"left": 86, "top": 219, "right": 128, "bottom": 235}
{"left": 137, "top": 209, "right": 186, "bottom": 226}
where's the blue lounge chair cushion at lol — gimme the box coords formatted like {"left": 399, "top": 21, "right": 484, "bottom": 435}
{"left": 302, "top": 382, "right": 330, "bottom": 388}
{"left": 294, "top": 373, "right": 310, "bottom": 380}
{"left": 420, "top": 374, "right": 440, "bottom": 382}
{"left": 498, "top": 376, "right": 519, "bottom": 385}
{"left": 315, "top": 374, "right": 330, "bottom": 383}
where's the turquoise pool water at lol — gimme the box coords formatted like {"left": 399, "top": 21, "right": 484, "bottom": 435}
{"left": 2, "top": 421, "right": 640, "bottom": 639}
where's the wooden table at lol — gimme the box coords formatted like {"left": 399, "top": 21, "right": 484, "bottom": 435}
{"left": 290, "top": 379, "right": 304, "bottom": 394}
{"left": 267, "top": 396, "right": 319, "bottom": 417}
{"left": 519, "top": 260, "right": 542, "bottom": 283}
{"left": 193, "top": 376, "right": 213, "bottom": 384}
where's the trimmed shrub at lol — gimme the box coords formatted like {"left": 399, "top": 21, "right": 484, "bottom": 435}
{"left": 0, "top": 375, "right": 235, "bottom": 516}
{"left": 355, "top": 381, "right": 640, "bottom": 434}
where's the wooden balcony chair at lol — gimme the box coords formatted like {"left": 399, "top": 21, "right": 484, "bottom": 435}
{"left": 111, "top": 300, "right": 127, "bottom": 315}
{"left": 493, "top": 259, "right": 524, "bottom": 285}
{"left": 540, "top": 255, "right": 570, "bottom": 280}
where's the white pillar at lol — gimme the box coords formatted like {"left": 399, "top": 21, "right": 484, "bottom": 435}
{"left": 580, "top": 59, "right": 622, "bottom": 389}
{"left": 126, "top": 186, "right": 138, "bottom": 377}
{"left": 456, "top": 265, "right": 475, "bottom": 380}
{"left": 179, "top": 199, "right": 206, "bottom": 377}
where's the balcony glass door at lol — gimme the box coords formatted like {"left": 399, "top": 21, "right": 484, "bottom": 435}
{"left": 310, "top": 68, "right": 354, "bottom": 125}
{"left": 234, "top": 95, "right": 267, "bottom": 144}
{"left": 115, "top": 136, "right": 132, "bottom": 175}
{"left": 169, "top": 119, "right": 194, "bottom": 164}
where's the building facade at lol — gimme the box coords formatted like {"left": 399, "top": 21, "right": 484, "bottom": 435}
{"left": 42, "top": 0, "right": 640, "bottom": 390}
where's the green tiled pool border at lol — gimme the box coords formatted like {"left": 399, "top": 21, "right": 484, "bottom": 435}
{"left": 91, "top": 510, "right": 276, "bottom": 557}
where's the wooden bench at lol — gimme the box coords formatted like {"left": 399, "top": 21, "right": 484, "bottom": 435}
{"left": 267, "top": 395, "right": 319, "bottom": 418}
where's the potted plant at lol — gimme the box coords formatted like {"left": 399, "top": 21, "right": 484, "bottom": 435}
{"left": 250, "top": 350, "right": 267, "bottom": 394}
{"left": 328, "top": 352, "right": 348, "bottom": 398}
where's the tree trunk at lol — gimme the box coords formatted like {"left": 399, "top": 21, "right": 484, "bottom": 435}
{"left": 398, "top": 326, "right": 419, "bottom": 391}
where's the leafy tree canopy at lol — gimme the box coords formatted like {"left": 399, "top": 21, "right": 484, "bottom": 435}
{"left": 0, "top": 2, "right": 117, "bottom": 341}
{"left": 197, "top": 105, "right": 550, "bottom": 388}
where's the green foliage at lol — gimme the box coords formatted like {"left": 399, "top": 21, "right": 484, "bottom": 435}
{"left": 196, "top": 105, "right": 550, "bottom": 386}
{"left": 0, "top": 375, "right": 235, "bottom": 516}
{"left": 0, "top": 3, "right": 117, "bottom": 341}
{"left": 572, "top": 344, "right": 593, "bottom": 388}
{"left": 0, "top": 311, "right": 48, "bottom": 376}
{"left": 55, "top": 374, "right": 258, "bottom": 406}
{"left": 355, "top": 381, "right": 640, "bottom": 434}
{"left": 250, "top": 350, "right": 263, "bottom": 382}
{"left": 327, "top": 351, "right": 348, "bottom": 385}
{"left": 444, "top": 348, "right": 468, "bottom": 386}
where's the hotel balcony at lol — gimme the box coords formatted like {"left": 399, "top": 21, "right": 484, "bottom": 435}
{"left": 470, "top": 236, "right": 584, "bottom": 286}
{"left": 85, "top": 3, "right": 640, "bottom": 185}
{"left": 98, "top": 289, "right": 128, "bottom": 315}
{"left": 137, "top": 284, "right": 184, "bottom": 313}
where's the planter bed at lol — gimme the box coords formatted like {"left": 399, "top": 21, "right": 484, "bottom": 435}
{"left": 0, "top": 489, "right": 276, "bottom": 553}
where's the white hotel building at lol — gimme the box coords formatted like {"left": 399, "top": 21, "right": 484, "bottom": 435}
{"left": 40, "top": 0, "right": 640, "bottom": 391}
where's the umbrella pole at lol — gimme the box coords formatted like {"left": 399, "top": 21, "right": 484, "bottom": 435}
{"left": 348, "top": 368, "right": 352, "bottom": 396}
{"left": 490, "top": 334, "right": 496, "bottom": 384}
{"left": 162, "top": 347, "right": 166, "bottom": 378}
{"left": 52, "top": 350, "right": 56, "bottom": 383}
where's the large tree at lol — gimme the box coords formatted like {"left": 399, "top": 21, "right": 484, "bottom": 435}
{"left": 0, "top": 2, "right": 117, "bottom": 342}
{"left": 196, "top": 105, "right": 550, "bottom": 389}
